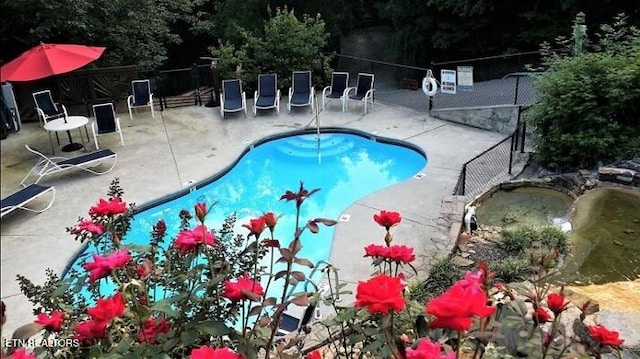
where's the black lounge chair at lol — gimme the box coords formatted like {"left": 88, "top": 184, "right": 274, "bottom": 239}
{"left": 253, "top": 74, "right": 280, "bottom": 116}
{"left": 220, "top": 79, "right": 247, "bottom": 117}
{"left": 127, "top": 79, "right": 155, "bottom": 120}
{"left": 322, "top": 72, "right": 349, "bottom": 111}
{"left": 20, "top": 145, "right": 118, "bottom": 186}
{"left": 287, "top": 71, "right": 314, "bottom": 114}
{"left": 1, "top": 184, "right": 56, "bottom": 218}
{"left": 345, "top": 73, "right": 375, "bottom": 114}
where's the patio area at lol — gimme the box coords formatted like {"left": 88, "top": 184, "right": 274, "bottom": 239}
{"left": 0, "top": 100, "right": 505, "bottom": 336}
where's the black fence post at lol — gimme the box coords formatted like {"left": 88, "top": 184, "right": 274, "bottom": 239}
{"left": 191, "top": 64, "right": 200, "bottom": 106}
{"left": 461, "top": 165, "right": 467, "bottom": 196}
{"left": 508, "top": 134, "right": 515, "bottom": 175}
{"left": 520, "top": 121, "right": 526, "bottom": 153}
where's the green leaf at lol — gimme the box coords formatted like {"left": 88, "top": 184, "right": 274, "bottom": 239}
{"left": 194, "top": 320, "right": 231, "bottom": 336}
{"left": 162, "top": 337, "right": 180, "bottom": 352}
{"left": 51, "top": 282, "right": 70, "bottom": 297}
{"left": 152, "top": 299, "right": 180, "bottom": 318}
{"left": 180, "top": 330, "right": 198, "bottom": 346}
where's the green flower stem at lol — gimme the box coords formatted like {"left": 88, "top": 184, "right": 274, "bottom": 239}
{"left": 541, "top": 313, "right": 561, "bottom": 359}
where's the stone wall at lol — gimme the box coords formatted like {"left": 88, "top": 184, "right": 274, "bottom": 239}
{"left": 429, "top": 105, "right": 520, "bottom": 134}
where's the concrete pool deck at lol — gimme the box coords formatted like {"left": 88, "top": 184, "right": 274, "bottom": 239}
{"left": 1, "top": 101, "right": 505, "bottom": 336}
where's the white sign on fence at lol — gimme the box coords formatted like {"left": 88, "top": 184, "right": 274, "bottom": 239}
{"left": 441, "top": 69, "right": 457, "bottom": 94}
{"left": 457, "top": 66, "right": 474, "bottom": 91}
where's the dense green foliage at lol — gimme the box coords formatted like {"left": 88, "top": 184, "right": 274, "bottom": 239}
{"left": 2, "top": 0, "right": 637, "bottom": 70}
{"left": 0, "top": 0, "right": 197, "bottom": 70}
{"left": 211, "top": 8, "right": 333, "bottom": 91}
{"left": 528, "top": 15, "right": 640, "bottom": 169}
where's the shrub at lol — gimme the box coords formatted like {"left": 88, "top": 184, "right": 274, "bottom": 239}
{"left": 538, "top": 225, "right": 569, "bottom": 253}
{"left": 212, "top": 7, "right": 333, "bottom": 92}
{"left": 527, "top": 13, "right": 640, "bottom": 169}
{"left": 492, "top": 257, "right": 532, "bottom": 283}
{"left": 500, "top": 225, "right": 537, "bottom": 254}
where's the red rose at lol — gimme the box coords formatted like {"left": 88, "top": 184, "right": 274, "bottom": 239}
{"left": 587, "top": 325, "right": 624, "bottom": 347}
{"left": 89, "top": 197, "right": 127, "bottom": 216}
{"left": 406, "top": 338, "right": 454, "bottom": 359}
{"left": 364, "top": 244, "right": 388, "bottom": 258}
{"left": 242, "top": 217, "right": 266, "bottom": 239}
{"left": 426, "top": 280, "right": 495, "bottom": 332}
{"left": 190, "top": 346, "right": 244, "bottom": 359}
{"left": 71, "top": 219, "right": 104, "bottom": 235}
{"left": 34, "top": 310, "right": 65, "bottom": 332}
{"left": 355, "top": 274, "right": 406, "bottom": 315}
{"left": 223, "top": 273, "right": 265, "bottom": 302}
{"left": 87, "top": 292, "right": 126, "bottom": 323}
{"left": 262, "top": 212, "right": 278, "bottom": 231}
{"left": 195, "top": 203, "right": 208, "bottom": 223}
{"left": 4, "top": 348, "right": 37, "bottom": 359}
{"left": 305, "top": 349, "right": 322, "bottom": 359}
{"left": 373, "top": 210, "right": 401, "bottom": 230}
{"left": 547, "top": 293, "right": 570, "bottom": 314}
{"left": 533, "top": 307, "right": 552, "bottom": 323}
{"left": 84, "top": 249, "right": 132, "bottom": 283}
{"left": 74, "top": 320, "right": 108, "bottom": 344}
{"left": 388, "top": 245, "right": 415, "bottom": 264}
{"left": 173, "top": 225, "right": 216, "bottom": 255}
{"left": 137, "top": 317, "right": 171, "bottom": 344}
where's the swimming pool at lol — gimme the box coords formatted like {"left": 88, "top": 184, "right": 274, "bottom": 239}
{"left": 65, "top": 128, "right": 427, "bottom": 297}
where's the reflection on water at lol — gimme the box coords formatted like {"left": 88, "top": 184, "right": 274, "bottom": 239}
{"left": 475, "top": 187, "right": 574, "bottom": 229}
{"left": 557, "top": 188, "right": 640, "bottom": 285}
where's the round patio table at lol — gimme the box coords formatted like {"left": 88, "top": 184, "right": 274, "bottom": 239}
{"left": 43, "top": 116, "right": 90, "bottom": 153}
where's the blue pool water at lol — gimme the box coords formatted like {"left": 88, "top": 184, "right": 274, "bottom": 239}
{"left": 67, "top": 131, "right": 427, "bottom": 298}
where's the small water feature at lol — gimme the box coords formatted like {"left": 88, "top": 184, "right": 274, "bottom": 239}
{"left": 475, "top": 186, "right": 574, "bottom": 229}
{"left": 473, "top": 183, "right": 640, "bottom": 285}
{"left": 557, "top": 187, "right": 640, "bottom": 284}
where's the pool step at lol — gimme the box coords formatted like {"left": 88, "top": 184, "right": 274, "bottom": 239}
{"left": 273, "top": 134, "right": 357, "bottom": 158}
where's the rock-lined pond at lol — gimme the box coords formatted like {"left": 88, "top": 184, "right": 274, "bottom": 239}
{"left": 474, "top": 185, "right": 640, "bottom": 284}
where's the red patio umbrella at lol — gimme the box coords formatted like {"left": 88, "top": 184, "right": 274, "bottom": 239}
{"left": 1, "top": 43, "right": 106, "bottom": 82}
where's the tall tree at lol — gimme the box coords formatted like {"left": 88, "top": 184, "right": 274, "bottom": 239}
{"left": 0, "top": 0, "right": 199, "bottom": 70}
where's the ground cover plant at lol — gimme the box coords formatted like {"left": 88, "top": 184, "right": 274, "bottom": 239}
{"left": 0, "top": 179, "right": 626, "bottom": 358}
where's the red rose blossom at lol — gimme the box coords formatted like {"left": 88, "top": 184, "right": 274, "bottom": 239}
{"left": 547, "top": 293, "right": 570, "bottom": 314}
{"left": 89, "top": 197, "right": 127, "bottom": 216}
{"left": 72, "top": 219, "right": 104, "bottom": 235}
{"left": 190, "top": 346, "right": 244, "bottom": 359}
{"left": 355, "top": 274, "right": 406, "bottom": 315}
{"left": 262, "top": 212, "right": 277, "bottom": 231}
{"left": 406, "top": 338, "right": 455, "bottom": 359}
{"left": 173, "top": 225, "right": 215, "bottom": 254}
{"left": 242, "top": 217, "right": 266, "bottom": 239}
{"left": 84, "top": 249, "right": 132, "bottom": 283}
{"left": 587, "top": 325, "right": 624, "bottom": 347}
{"left": 364, "top": 244, "right": 388, "bottom": 258}
{"left": 74, "top": 320, "right": 108, "bottom": 345}
{"left": 194, "top": 203, "right": 208, "bottom": 223}
{"left": 426, "top": 279, "right": 496, "bottom": 332}
{"left": 223, "top": 273, "right": 265, "bottom": 302}
{"left": 388, "top": 245, "right": 415, "bottom": 264}
{"left": 137, "top": 317, "right": 171, "bottom": 344}
{"left": 533, "top": 307, "right": 552, "bottom": 323}
{"left": 87, "top": 292, "right": 126, "bottom": 323}
{"left": 373, "top": 210, "right": 401, "bottom": 230}
{"left": 34, "top": 310, "right": 65, "bottom": 332}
